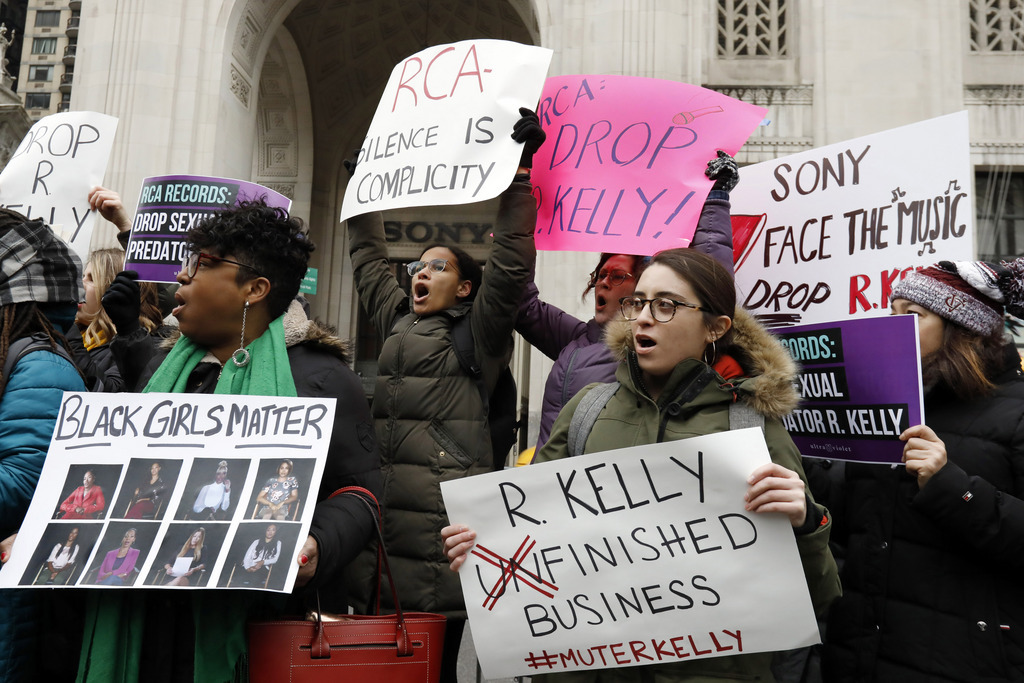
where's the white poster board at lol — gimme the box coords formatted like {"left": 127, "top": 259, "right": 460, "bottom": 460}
{"left": 0, "top": 111, "right": 119, "bottom": 259}
{"left": 441, "top": 429, "right": 819, "bottom": 679}
{"left": 730, "top": 112, "right": 974, "bottom": 327}
{"left": 340, "top": 39, "right": 552, "bottom": 221}
{"left": 0, "top": 392, "right": 334, "bottom": 592}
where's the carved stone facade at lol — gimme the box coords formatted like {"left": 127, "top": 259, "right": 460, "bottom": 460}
{"left": 72, "top": 0, "right": 1024, "bottom": 446}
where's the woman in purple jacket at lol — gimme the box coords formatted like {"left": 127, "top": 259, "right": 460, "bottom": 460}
{"left": 515, "top": 152, "right": 740, "bottom": 449}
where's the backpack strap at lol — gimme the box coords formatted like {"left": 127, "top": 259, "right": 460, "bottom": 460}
{"left": 451, "top": 313, "right": 488, "bottom": 413}
{"left": 3, "top": 332, "right": 87, "bottom": 388}
{"left": 567, "top": 381, "right": 619, "bottom": 457}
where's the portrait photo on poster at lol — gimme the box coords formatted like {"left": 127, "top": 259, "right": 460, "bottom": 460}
{"left": 243, "top": 457, "right": 315, "bottom": 522}
{"left": 111, "top": 458, "right": 184, "bottom": 522}
{"left": 19, "top": 522, "right": 103, "bottom": 586}
{"left": 218, "top": 521, "right": 301, "bottom": 591}
{"left": 81, "top": 521, "right": 160, "bottom": 587}
{"left": 52, "top": 463, "right": 123, "bottom": 521}
{"left": 172, "top": 457, "right": 253, "bottom": 522}
{"left": 144, "top": 522, "right": 231, "bottom": 588}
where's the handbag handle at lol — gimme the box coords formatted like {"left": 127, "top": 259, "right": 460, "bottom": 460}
{"left": 311, "top": 486, "right": 412, "bottom": 658}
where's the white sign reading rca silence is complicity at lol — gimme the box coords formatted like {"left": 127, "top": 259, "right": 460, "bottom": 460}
{"left": 0, "top": 111, "right": 118, "bottom": 259}
{"left": 441, "top": 429, "right": 819, "bottom": 679}
{"left": 0, "top": 392, "right": 334, "bottom": 593}
{"left": 339, "top": 39, "right": 552, "bottom": 221}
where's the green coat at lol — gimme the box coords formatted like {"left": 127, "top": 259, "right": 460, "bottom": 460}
{"left": 533, "top": 309, "right": 841, "bottom": 682}
{"left": 347, "top": 181, "right": 536, "bottom": 617}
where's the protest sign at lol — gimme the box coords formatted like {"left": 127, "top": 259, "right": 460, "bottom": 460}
{"left": 779, "top": 315, "right": 923, "bottom": 464}
{"left": 441, "top": 429, "right": 819, "bottom": 679}
{"left": 124, "top": 175, "right": 291, "bottom": 283}
{"left": 731, "top": 111, "right": 974, "bottom": 327}
{"left": 0, "top": 111, "right": 118, "bottom": 259}
{"left": 339, "top": 39, "right": 552, "bottom": 221}
{"left": 531, "top": 76, "right": 766, "bottom": 255}
{"left": 0, "top": 392, "right": 333, "bottom": 591}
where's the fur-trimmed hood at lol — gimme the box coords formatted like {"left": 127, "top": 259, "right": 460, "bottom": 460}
{"left": 604, "top": 306, "right": 799, "bottom": 419}
{"left": 162, "top": 299, "right": 353, "bottom": 364}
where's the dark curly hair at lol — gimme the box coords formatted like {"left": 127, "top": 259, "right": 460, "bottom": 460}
{"left": 186, "top": 199, "right": 314, "bottom": 319}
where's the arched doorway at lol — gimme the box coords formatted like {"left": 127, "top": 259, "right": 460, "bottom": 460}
{"left": 236, "top": 0, "right": 539, "bottom": 336}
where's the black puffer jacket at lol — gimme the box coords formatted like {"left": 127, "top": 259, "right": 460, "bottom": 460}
{"left": 824, "top": 345, "right": 1024, "bottom": 683}
{"left": 347, "top": 180, "right": 535, "bottom": 617}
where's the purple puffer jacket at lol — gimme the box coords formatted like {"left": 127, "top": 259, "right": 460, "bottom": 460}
{"left": 516, "top": 191, "right": 734, "bottom": 448}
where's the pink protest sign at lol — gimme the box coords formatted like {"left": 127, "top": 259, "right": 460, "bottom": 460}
{"left": 532, "top": 76, "right": 766, "bottom": 255}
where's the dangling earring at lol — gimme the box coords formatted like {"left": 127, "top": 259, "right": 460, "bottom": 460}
{"left": 231, "top": 301, "right": 251, "bottom": 367}
{"left": 703, "top": 335, "right": 717, "bottom": 365}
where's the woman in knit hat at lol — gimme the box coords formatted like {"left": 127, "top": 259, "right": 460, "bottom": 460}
{"left": 823, "top": 258, "right": 1024, "bottom": 682}
{"left": 0, "top": 207, "right": 87, "bottom": 682}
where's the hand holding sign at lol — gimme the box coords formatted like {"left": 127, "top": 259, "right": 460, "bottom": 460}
{"left": 900, "top": 424, "right": 947, "bottom": 489}
{"left": 339, "top": 40, "right": 552, "bottom": 221}
{"left": 100, "top": 270, "right": 142, "bottom": 335}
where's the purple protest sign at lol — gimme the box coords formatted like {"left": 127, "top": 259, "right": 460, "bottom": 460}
{"left": 124, "top": 175, "right": 291, "bottom": 283}
{"left": 777, "top": 315, "right": 924, "bottom": 464}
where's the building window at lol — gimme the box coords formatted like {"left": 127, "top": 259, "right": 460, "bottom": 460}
{"left": 31, "top": 37, "right": 57, "bottom": 54}
{"left": 25, "top": 93, "right": 51, "bottom": 109}
{"left": 34, "top": 10, "right": 61, "bottom": 27}
{"left": 717, "top": 0, "right": 789, "bottom": 58}
{"left": 970, "top": 0, "right": 1024, "bottom": 52}
{"left": 28, "top": 65, "right": 53, "bottom": 81}
{"left": 976, "top": 170, "right": 1024, "bottom": 262}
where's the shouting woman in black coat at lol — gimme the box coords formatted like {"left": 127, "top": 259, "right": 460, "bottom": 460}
{"left": 823, "top": 257, "right": 1024, "bottom": 683}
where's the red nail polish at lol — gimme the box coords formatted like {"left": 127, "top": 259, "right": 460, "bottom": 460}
{"left": 1, "top": 552, "right": 7, "bottom": 562}
{"left": 299, "top": 554, "right": 309, "bottom": 565}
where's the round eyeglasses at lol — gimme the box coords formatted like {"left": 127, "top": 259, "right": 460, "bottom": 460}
{"left": 406, "top": 259, "right": 458, "bottom": 276}
{"left": 180, "top": 251, "right": 260, "bottom": 279}
{"left": 619, "top": 296, "right": 707, "bottom": 323}
{"left": 588, "top": 268, "right": 633, "bottom": 288}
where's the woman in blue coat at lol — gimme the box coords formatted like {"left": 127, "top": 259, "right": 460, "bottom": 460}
{"left": 0, "top": 209, "right": 87, "bottom": 683}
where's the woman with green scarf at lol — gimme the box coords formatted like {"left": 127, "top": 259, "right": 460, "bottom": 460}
{"left": 76, "top": 200, "right": 381, "bottom": 683}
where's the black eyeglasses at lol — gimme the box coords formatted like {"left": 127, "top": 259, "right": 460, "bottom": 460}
{"left": 619, "top": 296, "right": 706, "bottom": 323}
{"left": 406, "top": 259, "right": 458, "bottom": 276}
{"left": 180, "top": 252, "right": 260, "bottom": 279}
{"left": 588, "top": 268, "right": 633, "bottom": 288}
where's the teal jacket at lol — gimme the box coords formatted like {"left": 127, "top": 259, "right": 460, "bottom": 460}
{"left": 0, "top": 348, "right": 85, "bottom": 683}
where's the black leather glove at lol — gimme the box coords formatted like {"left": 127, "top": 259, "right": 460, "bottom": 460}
{"left": 343, "top": 149, "right": 359, "bottom": 178}
{"left": 101, "top": 270, "right": 142, "bottom": 335}
{"left": 511, "top": 107, "right": 545, "bottom": 169}
{"left": 705, "top": 150, "right": 739, "bottom": 193}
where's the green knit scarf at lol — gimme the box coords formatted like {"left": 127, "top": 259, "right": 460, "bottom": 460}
{"left": 144, "top": 314, "right": 297, "bottom": 397}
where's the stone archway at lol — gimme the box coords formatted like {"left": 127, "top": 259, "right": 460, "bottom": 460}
{"left": 228, "top": 0, "right": 540, "bottom": 330}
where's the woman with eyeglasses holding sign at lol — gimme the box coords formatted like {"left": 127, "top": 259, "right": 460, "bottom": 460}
{"left": 444, "top": 248, "right": 840, "bottom": 683}
{"left": 81, "top": 200, "right": 380, "bottom": 683}
{"left": 344, "top": 109, "right": 544, "bottom": 683}
{"left": 514, "top": 151, "right": 741, "bottom": 451}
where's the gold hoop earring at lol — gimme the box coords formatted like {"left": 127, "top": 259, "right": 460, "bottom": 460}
{"left": 231, "top": 301, "right": 251, "bottom": 367}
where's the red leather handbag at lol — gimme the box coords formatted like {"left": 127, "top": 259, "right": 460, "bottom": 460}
{"left": 247, "top": 486, "right": 447, "bottom": 682}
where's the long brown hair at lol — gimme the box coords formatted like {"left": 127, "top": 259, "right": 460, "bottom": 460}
{"left": 922, "top": 323, "right": 1007, "bottom": 399}
{"left": 78, "top": 249, "right": 162, "bottom": 344}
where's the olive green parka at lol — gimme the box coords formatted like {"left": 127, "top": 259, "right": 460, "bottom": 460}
{"left": 533, "top": 308, "right": 841, "bottom": 682}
